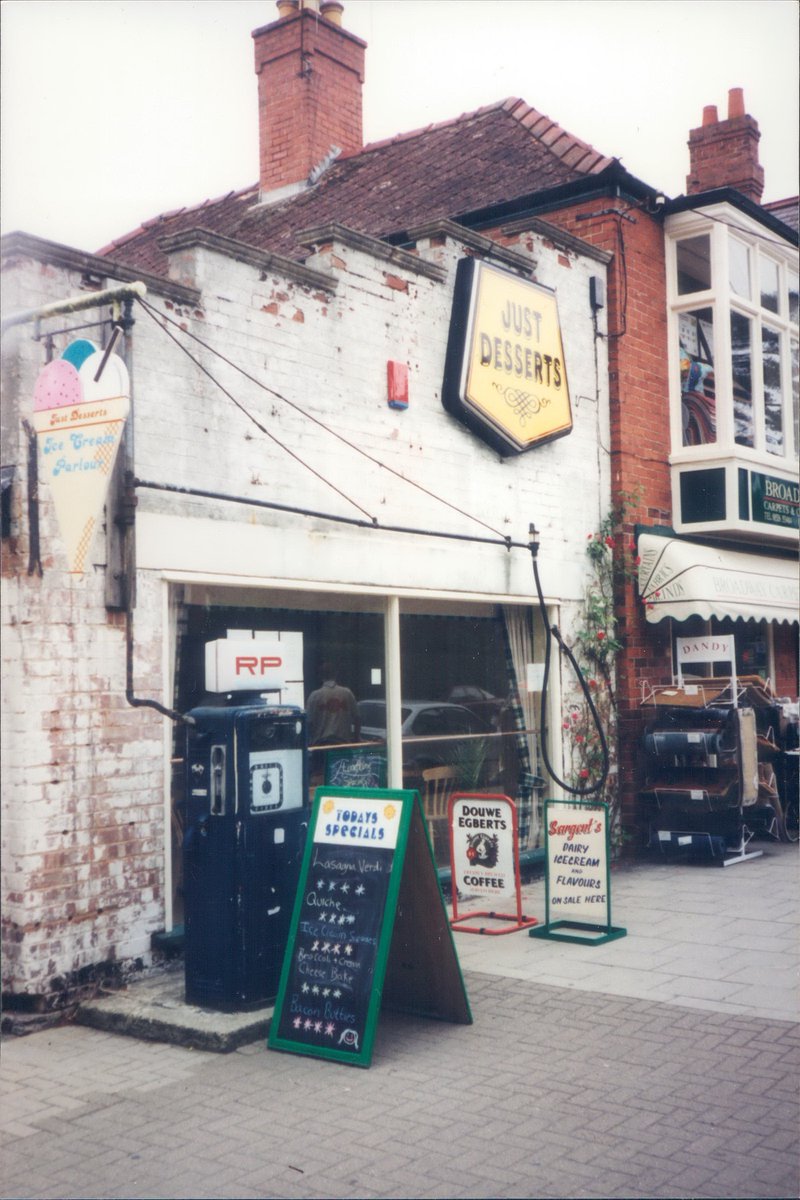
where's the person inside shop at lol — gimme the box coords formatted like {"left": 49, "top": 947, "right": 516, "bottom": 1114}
{"left": 307, "top": 662, "right": 361, "bottom": 751}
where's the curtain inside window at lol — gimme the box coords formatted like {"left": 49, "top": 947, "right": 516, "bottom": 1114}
{"left": 501, "top": 606, "right": 542, "bottom": 849}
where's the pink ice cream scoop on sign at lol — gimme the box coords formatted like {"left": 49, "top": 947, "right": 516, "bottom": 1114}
{"left": 33, "top": 359, "right": 83, "bottom": 411}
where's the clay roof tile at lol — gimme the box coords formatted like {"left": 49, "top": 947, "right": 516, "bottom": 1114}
{"left": 100, "top": 99, "right": 613, "bottom": 274}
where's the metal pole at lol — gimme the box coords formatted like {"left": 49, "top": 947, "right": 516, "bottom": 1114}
{"left": 384, "top": 596, "right": 403, "bottom": 789}
{"left": 1, "top": 281, "right": 147, "bottom": 332}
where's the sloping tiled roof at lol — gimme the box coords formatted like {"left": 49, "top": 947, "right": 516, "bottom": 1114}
{"left": 99, "top": 99, "right": 615, "bottom": 276}
{"left": 762, "top": 197, "right": 799, "bottom": 234}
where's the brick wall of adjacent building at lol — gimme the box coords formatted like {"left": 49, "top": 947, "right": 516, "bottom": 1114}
{"left": 515, "top": 200, "right": 672, "bottom": 830}
{"left": 536, "top": 193, "right": 797, "bottom": 837}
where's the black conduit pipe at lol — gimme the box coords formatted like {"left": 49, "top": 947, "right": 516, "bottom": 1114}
{"left": 529, "top": 525, "right": 610, "bottom": 797}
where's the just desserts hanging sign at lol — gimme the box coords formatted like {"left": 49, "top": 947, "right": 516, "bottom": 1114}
{"left": 442, "top": 258, "right": 573, "bottom": 456}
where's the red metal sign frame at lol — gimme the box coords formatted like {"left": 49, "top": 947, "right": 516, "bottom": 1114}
{"left": 448, "top": 792, "right": 538, "bottom": 935}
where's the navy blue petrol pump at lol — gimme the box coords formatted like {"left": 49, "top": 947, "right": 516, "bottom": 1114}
{"left": 183, "top": 703, "right": 309, "bottom": 1012}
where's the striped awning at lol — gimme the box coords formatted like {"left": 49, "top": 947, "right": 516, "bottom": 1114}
{"left": 637, "top": 533, "right": 799, "bottom": 625}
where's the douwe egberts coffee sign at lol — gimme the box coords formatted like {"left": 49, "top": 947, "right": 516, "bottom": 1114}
{"left": 442, "top": 258, "right": 573, "bottom": 456}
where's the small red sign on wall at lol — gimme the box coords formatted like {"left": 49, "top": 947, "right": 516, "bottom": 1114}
{"left": 387, "top": 360, "right": 409, "bottom": 409}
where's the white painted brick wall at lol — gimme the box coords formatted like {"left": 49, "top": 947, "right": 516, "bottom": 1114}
{"left": 1, "top": 227, "right": 609, "bottom": 995}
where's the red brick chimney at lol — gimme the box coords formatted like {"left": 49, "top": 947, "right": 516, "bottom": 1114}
{"left": 253, "top": 0, "right": 366, "bottom": 196}
{"left": 686, "top": 88, "right": 764, "bottom": 203}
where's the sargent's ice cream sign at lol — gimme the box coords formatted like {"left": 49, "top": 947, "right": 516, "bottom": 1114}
{"left": 442, "top": 258, "right": 573, "bottom": 455}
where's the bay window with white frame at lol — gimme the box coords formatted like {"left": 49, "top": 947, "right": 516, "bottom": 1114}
{"left": 666, "top": 207, "right": 799, "bottom": 541}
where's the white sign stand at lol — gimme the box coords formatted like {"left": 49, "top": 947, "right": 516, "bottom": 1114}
{"left": 529, "top": 800, "right": 626, "bottom": 945}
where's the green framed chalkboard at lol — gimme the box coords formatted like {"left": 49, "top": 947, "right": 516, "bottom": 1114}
{"left": 268, "top": 787, "right": 471, "bottom": 1067}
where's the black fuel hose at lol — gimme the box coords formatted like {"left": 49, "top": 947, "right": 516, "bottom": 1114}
{"left": 530, "top": 527, "right": 610, "bottom": 796}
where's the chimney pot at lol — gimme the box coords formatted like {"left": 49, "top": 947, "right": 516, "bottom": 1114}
{"left": 728, "top": 87, "right": 745, "bottom": 118}
{"left": 321, "top": 0, "right": 344, "bottom": 23}
{"left": 687, "top": 90, "right": 764, "bottom": 203}
{"left": 276, "top": 0, "right": 298, "bottom": 16}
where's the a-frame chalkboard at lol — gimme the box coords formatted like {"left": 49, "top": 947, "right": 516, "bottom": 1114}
{"left": 268, "top": 788, "right": 472, "bottom": 1068}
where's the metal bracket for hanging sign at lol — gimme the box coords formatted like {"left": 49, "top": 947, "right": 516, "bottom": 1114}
{"left": 2, "top": 281, "right": 146, "bottom": 332}
{"left": 529, "top": 799, "right": 627, "bottom": 945}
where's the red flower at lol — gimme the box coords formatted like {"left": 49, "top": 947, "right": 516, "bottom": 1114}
{"left": 596, "top": 630, "right": 606, "bottom": 641}
{"left": 633, "top": 555, "right": 641, "bottom": 566}
{"left": 579, "top": 768, "right": 590, "bottom": 780}
{"left": 571, "top": 711, "right": 579, "bottom": 722}
{"left": 604, "top": 536, "right": 614, "bottom": 548}
{"left": 575, "top": 734, "right": 585, "bottom": 744}
{"left": 562, "top": 720, "right": 570, "bottom": 730}
{"left": 588, "top": 678, "right": 598, "bottom": 689}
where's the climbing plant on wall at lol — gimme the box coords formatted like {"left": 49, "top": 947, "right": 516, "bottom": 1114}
{"left": 563, "top": 493, "right": 641, "bottom": 850}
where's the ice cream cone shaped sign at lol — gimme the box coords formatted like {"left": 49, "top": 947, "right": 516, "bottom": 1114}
{"left": 31, "top": 339, "right": 130, "bottom": 575}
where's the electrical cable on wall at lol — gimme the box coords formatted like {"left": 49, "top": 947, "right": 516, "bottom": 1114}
{"left": 135, "top": 297, "right": 376, "bottom": 523}
{"left": 529, "top": 526, "right": 610, "bottom": 797}
{"left": 136, "top": 295, "right": 507, "bottom": 542}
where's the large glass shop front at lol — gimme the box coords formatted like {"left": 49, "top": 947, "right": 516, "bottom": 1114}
{"left": 170, "top": 589, "right": 547, "bottom": 918}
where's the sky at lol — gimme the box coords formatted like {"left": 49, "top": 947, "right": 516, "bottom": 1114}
{"left": 1, "top": 0, "right": 798, "bottom": 254}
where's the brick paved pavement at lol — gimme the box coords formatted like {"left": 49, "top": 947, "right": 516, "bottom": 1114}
{"left": 2, "top": 845, "right": 798, "bottom": 1198}
{"left": 1, "top": 972, "right": 798, "bottom": 1199}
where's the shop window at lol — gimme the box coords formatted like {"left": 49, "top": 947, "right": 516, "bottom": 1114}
{"left": 172, "top": 595, "right": 547, "bottom": 877}
{"left": 169, "top": 594, "right": 548, "bottom": 897}
{"left": 398, "top": 607, "right": 544, "bottom": 860}
{"left": 398, "top": 611, "right": 516, "bottom": 798}
{"left": 171, "top": 598, "right": 387, "bottom": 921}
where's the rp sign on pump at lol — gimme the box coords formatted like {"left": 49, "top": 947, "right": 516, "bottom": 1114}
{"left": 205, "top": 633, "right": 303, "bottom": 701}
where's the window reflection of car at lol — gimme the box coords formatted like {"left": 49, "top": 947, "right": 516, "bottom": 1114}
{"left": 445, "top": 685, "right": 505, "bottom": 727}
{"left": 356, "top": 700, "right": 499, "bottom": 782}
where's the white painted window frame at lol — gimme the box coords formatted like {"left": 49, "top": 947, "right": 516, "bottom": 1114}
{"left": 666, "top": 206, "right": 799, "bottom": 472}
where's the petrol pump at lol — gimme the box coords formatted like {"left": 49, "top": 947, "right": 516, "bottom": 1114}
{"left": 183, "top": 634, "right": 308, "bottom": 1012}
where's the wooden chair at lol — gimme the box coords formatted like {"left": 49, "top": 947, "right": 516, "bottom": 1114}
{"left": 421, "top": 766, "right": 457, "bottom": 862}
